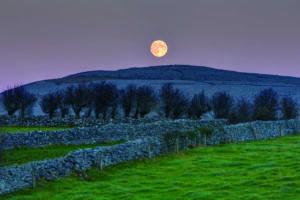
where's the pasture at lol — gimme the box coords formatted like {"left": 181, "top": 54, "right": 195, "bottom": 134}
{"left": 2, "top": 134, "right": 300, "bottom": 200}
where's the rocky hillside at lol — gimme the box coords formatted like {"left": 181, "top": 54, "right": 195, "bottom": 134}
{"left": 1, "top": 65, "right": 300, "bottom": 116}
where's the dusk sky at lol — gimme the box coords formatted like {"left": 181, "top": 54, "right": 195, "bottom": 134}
{"left": 0, "top": 0, "right": 299, "bottom": 91}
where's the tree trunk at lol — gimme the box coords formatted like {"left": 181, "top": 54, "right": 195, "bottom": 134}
{"left": 111, "top": 106, "right": 117, "bottom": 119}
{"left": 75, "top": 112, "right": 80, "bottom": 119}
{"left": 61, "top": 110, "right": 67, "bottom": 118}
{"left": 134, "top": 110, "right": 139, "bottom": 119}
{"left": 20, "top": 109, "right": 25, "bottom": 118}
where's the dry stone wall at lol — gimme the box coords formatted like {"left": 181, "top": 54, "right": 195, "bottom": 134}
{"left": 0, "top": 119, "right": 227, "bottom": 150}
{"left": 222, "top": 119, "right": 300, "bottom": 144}
{"left": 0, "top": 115, "right": 162, "bottom": 127}
{"left": 0, "top": 138, "right": 163, "bottom": 195}
{"left": 1, "top": 119, "right": 300, "bottom": 195}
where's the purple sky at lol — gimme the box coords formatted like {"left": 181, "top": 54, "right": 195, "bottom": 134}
{"left": 0, "top": 0, "right": 300, "bottom": 91}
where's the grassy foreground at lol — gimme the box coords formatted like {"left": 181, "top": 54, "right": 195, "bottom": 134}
{"left": 2, "top": 140, "right": 127, "bottom": 166}
{"left": 2, "top": 134, "right": 300, "bottom": 200}
{"left": 0, "top": 126, "right": 77, "bottom": 134}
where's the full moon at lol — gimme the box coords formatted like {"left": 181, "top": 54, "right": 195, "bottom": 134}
{"left": 150, "top": 40, "right": 168, "bottom": 57}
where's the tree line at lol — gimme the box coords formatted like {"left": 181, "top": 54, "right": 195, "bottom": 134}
{"left": 0, "top": 82, "right": 299, "bottom": 123}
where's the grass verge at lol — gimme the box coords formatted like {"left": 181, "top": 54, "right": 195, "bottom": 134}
{"left": 1, "top": 134, "right": 300, "bottom": 200}
{"left": 0, "top": 126, "right": 78, "bottom": 134}
{"left": 2, "top": 140, "right": 127, "bottom": 166}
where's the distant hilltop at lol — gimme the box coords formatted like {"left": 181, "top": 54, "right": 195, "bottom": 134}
{"left": 43, "top": 64, "right": 300, "bottom": 85}
{"left": 1, "top": 64, "right": 300, "bottom": 116}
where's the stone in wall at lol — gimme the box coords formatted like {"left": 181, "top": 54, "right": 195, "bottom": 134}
{"left": 0, "top": 137, "right": 163, "bottom": 195}
{"left": 0, "top": 119, "right": 228, "bottom": 150}
{"left": 1, "top": 119, "right": 300, "bottom": 195}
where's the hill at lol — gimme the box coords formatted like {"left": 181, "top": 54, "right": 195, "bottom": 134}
{"left": 48, "top": 65, "right": 300, "bottom": 85}
{"left": 1, "top": 65, "right": 300, "bottom": 116}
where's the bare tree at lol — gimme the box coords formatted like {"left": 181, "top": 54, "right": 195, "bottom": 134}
{"left": 18, "top": 88, "right": 37, "bottom": 118}
{"left": 172, "top": 89, "right": 189, "bottom": 119}
{"left": 229, "top": 97, "right": 253, "bottom": 124}
{"left": 70, "top": 83, "right": 92, "bottom": 119}
{"left": 188, "top": 90, "right": 210, "bottom": 119}
{"left": 280, "top": 96, "right": 298, "bottom": 119}
{"left": 159, "top": 83, "right": 174, "bottom": 118}
{"left": 55, "top": 89, "right": 72, "bottom": 118}
{"left": 159, "top": 83, "right": 175, "bottom": 118}
{"left": 40, "top": 93, "right": 58, "bottom": 119}
{"left": 1, "top": 86, "right": 20, "bottom": 116}
{"left": 120, "top": 84, "right": 137, "bottom": 117}
{"left": 1, "top": 85, "right": 37, "bottom": 117}
{"left": 107, "top": 84, "right": 119, "bottom": 119}
{"left": 93, "top": 81, "right": 119, "bottom": 119}
{"left": 84, "top": 83, "right": 95, "bottom": 118}
{"left": 134, "top": 85, "right": 157, "bottom": 118}
{"left": 211, "top": 92, "right": 234, "bottom": 119}
{"left": 253, "top": 88, "right": 279, "bottom": 121}
{"left": 159, "top": 83, "right": 189, "bottom": 119}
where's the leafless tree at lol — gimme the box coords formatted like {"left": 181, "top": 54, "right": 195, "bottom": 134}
{"left": 211, "top": 92, "right": 234, "bottom": 119}
{"left": 69, "top": 83, "right": 93, "bottom": 119}
{"left": 188, "top": 90, "right": 210, "bottom": 119}
{"left": 1, "top": 86, "right": 20, "bottom": 116}
{"left": 55, "top": 89, "right": 72, "bottom": 118}
{"left": 1, "top": 85, "right": 37, "bottom": 117}
{"left": 172, "top": 89, "right": 189, "bottom": 119}
{"left": 253, "top": 88, "right": 279, "bottom": 121}
{"left": 120, "top": 84, "right": 137, "bottom": 117}
{"left": 93, "top": 81, "right": 119, "bottom": 119}
{"left": 159, "top": 83, "right": 189, "bottom": 119}
{"left": 280, "top": 96, "right": 298, "bottom": 119}
{"left": 134, "top": 85, "right": 157, "bottom": 118}
{"left": 159, "top": 83, "right": 174, "bottom": 118}
{"left": 229, "top": 97, "right": 253, "bottom": 124}
{"left": 40, "top": 93, "right": 58, "bottom": 119}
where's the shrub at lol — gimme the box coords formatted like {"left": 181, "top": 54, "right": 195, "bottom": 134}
{"left": 196, "top": 126, "right": 214, "bottom": 146}
{"left": 211, "top": 92, "right": 234, "bottom": 119}
{"left": 0, "top": 135, "right": 7, "bottom": 167}
{"left": 280, "top": 96, "right": 299, "bottom": 119}
{"left": 196, "top": 127, "right": 214, "bottom": 138}
{"left": 185, "top": 129, "right": 199, "bottom": 146}
{"left": 253, "top": 88, "right": 279, "bottom": 121}
{"left": 162, "top": 130, "right": 184, "bottom": 153}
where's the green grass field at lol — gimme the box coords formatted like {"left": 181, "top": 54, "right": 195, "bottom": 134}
{"left": 0, "top": 126, "right": 126, "bottom": 166}
{"left": 0, "top": 126, "right": 77, "bottom": 134}
{"left": 2, "top": 134, "right": 300, "bottom": 200}
{"left": 2, "top": 140, "right": 127, "bottom": 166}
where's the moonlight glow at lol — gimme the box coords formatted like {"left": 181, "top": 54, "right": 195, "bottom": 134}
{"left": 150, "top": 40, "right": 168, "bottom": 57}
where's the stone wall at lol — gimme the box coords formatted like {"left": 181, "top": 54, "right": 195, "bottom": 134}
{"left": 0, "top": 115, "right": 163, "bottom": 127}
{"left": 0, "top": 119, "right": 227, "bottom": 150}
{"left": 0, "top": 138, "right": 164, "bottom": 195}
{"left": 1, "top": 119, "right": 300, "bottom": 195}
{"left": 221, "top": 119, "right": 300, "bottom": 144}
